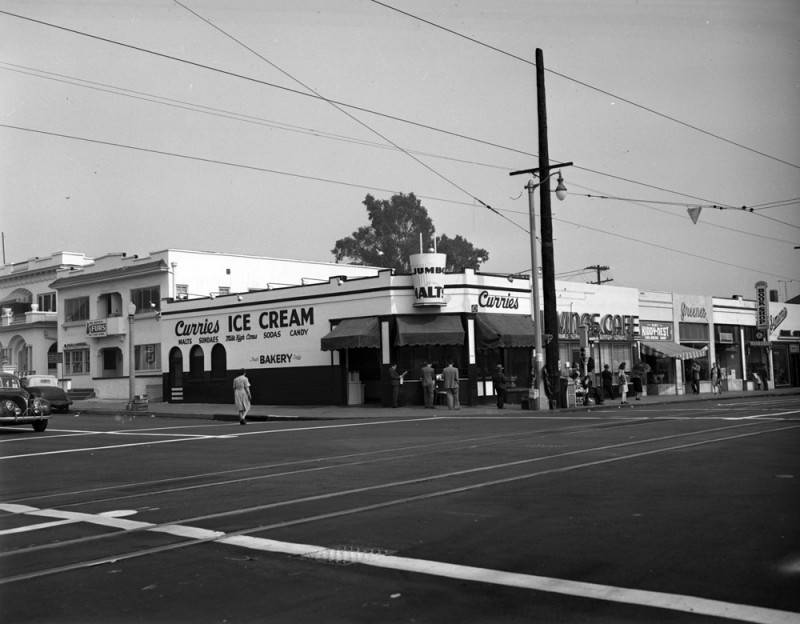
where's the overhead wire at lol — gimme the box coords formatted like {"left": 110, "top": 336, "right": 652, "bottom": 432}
{"left": 1, "top": 120, "right": 795, "bottom": 282}
{"left": 5, "top": 59, "right": 793, "bottom": 246}
{"left": 1, "top": 8, "right": 795, "bottom": 274}
{"left": 368, "top": 0, "right": 800, "bottom": 171}
{"left": 0, "top": 61, "right": 510, "bottom": 172}
{"left": 169, "top": 0, "right": 525, "bottom": 233}
{"left": 0, "top": 7, "right": 739, "bottom": 207}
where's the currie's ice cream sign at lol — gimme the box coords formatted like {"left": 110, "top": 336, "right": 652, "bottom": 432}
{"left": 410, "top": 251, "right": 447, "bottom": 307}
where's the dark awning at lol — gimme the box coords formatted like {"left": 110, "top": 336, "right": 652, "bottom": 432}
{"left": 475, "top": 313, "right": 536, "bottom": 348}
{"left": 640, "top": 340, "right": 707, "bottom": 361}
{"left": 321, "top": 317, "right": 380, "bottom": 350}
{"left": 396, "top": 315, "right": 464, "bottom": 346}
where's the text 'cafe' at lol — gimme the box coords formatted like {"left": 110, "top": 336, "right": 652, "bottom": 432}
{"left": 160, "top": 251, "right": 643, "bottom": 407}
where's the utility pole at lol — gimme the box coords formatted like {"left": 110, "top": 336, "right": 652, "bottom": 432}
{"left": 585, "top": 265, "right": 612, "bottom": 285}
{"left": 509, "top": 48, "right": 572, "bottom": 408}
{"left": 535, "top": 48, "right": 562, "bottom": 408}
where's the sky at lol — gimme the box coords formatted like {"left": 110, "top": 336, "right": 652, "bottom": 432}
{"left": 1, "top": 0, "right": 799, "bottom": 301}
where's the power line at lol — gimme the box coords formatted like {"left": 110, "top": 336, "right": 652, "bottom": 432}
{"left": 0, "top": 8, "right": 739, "bottom": 208}
{"left": 551, "top": 214, "right": 797, "bottom": 281}
{"left": 0, "top": 60, "right": 511, "bottom": 173}
{"left": 1, "top": 121, "right": 794, "bottom": 282}
{"left": 169, "top": 0, "right": 525, "bottom": 234}
{"left": 11, "top": 59, "right": 791, "bottom": 247}
{"left": 368, "top": 0, "right": 800, "bottom": 170}
{"left": 577, "top": 192, "right": 800, "bottom": 232}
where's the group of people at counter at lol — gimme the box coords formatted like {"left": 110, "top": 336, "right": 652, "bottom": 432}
{"left": 389, "top": 360, "right": 462, "bottom": 410}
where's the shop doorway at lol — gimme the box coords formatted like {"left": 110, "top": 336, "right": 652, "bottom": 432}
{"left": 168, "top": 347, "right": 183, "bottom": 401}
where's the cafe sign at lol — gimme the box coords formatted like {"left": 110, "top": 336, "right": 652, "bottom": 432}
{"left": 410, "top": 252, "right": 446, "bottom": 307}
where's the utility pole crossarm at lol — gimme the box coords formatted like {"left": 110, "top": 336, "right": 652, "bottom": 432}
{"left": 509, "top": 161, "right": 573, "bottom": 178}
{"left": 585, "top": 265, "right": 613, "bottom": 285}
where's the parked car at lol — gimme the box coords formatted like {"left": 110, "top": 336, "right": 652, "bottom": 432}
{"left": 0, "top": 372, "right": 51, "bottom": 432}
{"left": 21, "top": 375, "right": 73, "bottom": 413}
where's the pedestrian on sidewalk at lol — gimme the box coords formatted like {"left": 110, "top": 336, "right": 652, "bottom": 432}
{"left": 542, "top": 366, "right": 554, "bottom": 409}
{"left": 443, "top": 360, "right": 460, "bottom": 410}
{"left": 691, "top": 361, "right": 701, "bottom": 394}
{"left": 601, "top": 364, "right": 614, "bottom": 401}
{"left": 617, "top": 362, "right": 629, "bottom": 405}
{"left": 233, "top": 369, "right": 251, "bottom": 425}
{"left": 421, "top": 361, "right": 435, "bottom": 408}
{"left": 711, "top": 362, "right": 721, "bottom": 394}
{"left": 388, "top": 363, "right": 407, "bottom": 408}
{"left": 492, "top": 364, "right": 507, "bottom": 409}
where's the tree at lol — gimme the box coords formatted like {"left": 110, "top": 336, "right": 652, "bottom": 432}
{"left": 332, "top": 192, "right": 489, "bottom": 273}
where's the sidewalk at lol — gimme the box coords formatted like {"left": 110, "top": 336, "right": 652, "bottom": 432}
{"left": 70, "top": 387, "right": 800, "bottom": 422}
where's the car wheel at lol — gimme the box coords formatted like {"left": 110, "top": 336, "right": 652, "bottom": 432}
{"left": 32, "top": 420, "right": 48, "bottom": 432}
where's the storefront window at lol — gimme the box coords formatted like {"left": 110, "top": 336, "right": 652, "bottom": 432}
{"left": 715, "top": 324, "right": 741, "bottom": 381}
{"left": 642, "top": 353, "right": 673, "bottom": 384}
{"left": 398, "top": 346, "right": 463, "bottom": 380}
{"left": 772, "top": 345, "right": 790, "bottom": 386}
{"left": 135, "top": 343, "right": 161, "bottom": 371}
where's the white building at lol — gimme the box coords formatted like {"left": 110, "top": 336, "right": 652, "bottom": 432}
{"left": 49, "top": 249, "right": 380, "bottom": 400}
{"left": 0, "top": 252, "right": 93, "bottom": 376}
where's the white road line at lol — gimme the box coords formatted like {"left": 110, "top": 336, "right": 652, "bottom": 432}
{"left": 0, "top": 508, "right": 138, "bottom": 535}
{"left": 0, "top": 417, "right": 439, "bottom": 460}
{"left": 222, "top": 536, "right": 799, "bottom": 624}
{"left": 1, "top": 503, "right": 796, "bottom": 624}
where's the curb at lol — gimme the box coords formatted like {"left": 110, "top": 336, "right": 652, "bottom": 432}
{"left": 69, "top": 389, "right": 800, "bottom": 422}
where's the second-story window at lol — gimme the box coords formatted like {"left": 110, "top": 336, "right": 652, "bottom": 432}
{"left": 131, "top": 286, "right": 161, "bottom": 313}
{"left": 64, "top": 297, "right": 89, "bottom": 322}
{"left": 38, "top": 292, "right": 57, "bottom": 312}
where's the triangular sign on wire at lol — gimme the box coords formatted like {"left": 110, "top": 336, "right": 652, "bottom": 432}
{"left": 687, "top": 206, "right": 702, "bottom": 224}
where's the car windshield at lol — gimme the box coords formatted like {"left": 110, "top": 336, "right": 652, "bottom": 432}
{"left": 0, "top": 376, "right": 21, "bottom": 389}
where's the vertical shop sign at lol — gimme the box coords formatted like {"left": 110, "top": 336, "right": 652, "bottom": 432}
{"left": 410, "top": 252, "right": 447, "bottom": 307}
{"left": 755, "top": 281, "right": 769, "bottom": 333}
{"left": 753, "top": 281, "right": 770, "bottom": 344}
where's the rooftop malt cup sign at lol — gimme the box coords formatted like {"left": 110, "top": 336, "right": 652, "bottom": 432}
{"left": 410, "top": 252, "right": 446, "bottom": 307}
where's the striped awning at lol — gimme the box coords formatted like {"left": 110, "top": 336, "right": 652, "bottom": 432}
{"left": 640, "top": 340, "right": 707, "bottom": 361}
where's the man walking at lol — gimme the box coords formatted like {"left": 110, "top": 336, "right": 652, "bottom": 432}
{"left": 443, "top": 360, "right": 460, "bottom": 410}
{"left": 421, "top": 361, "right": 435, "bottom": 408}
{"left": 492, "top": 364, "right": 507, "bottom": 409}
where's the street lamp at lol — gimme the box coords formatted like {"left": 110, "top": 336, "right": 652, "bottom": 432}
{"left": 511, "top": 165, "right": 572, "bottom": 409}
{"left": 126, "top": 302, "right": 136, "bottom": 410}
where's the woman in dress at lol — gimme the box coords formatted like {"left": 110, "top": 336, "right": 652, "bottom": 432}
{"left": 233, "top": 369, "right": 251, "bottom": 425}
{"left": 617, "top": 362, "right": 629, "bottom": 405}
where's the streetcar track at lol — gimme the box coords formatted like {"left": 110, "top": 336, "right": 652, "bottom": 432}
{"left": 2, "top": 418, "right": 795, "bottom": 563}
{"left": 1, "top": 417, "right": 648, "bottom": 507}
{"left": 0, "top": 420, "right": 797, "bottom": 595}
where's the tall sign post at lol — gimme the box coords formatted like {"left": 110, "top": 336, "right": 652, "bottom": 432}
{"left": 126, "top": 302, "right": 136, "bottom": 410}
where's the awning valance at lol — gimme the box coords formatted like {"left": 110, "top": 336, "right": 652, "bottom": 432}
{"left": 640, "top": 340, "right": 707, "bottom": 361}
{"left": 320, "top": 317, "right": 380, "bottom": 350}
{"left": 396, "top": 315, "right": 464, "bottom": 346}
{"left": 475, "top": 313, "right": 536, "bottom": 348}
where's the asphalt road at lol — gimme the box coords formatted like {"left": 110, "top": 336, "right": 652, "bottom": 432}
{"left": 1, "top": 396, "right": 799, "bottom": 624}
